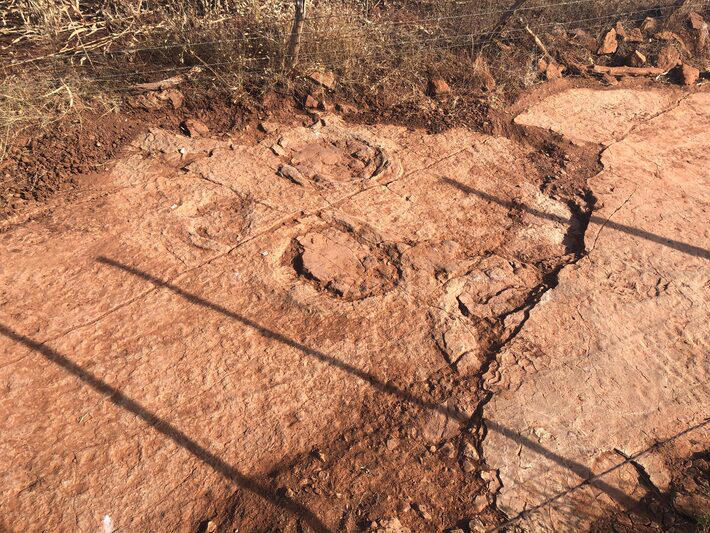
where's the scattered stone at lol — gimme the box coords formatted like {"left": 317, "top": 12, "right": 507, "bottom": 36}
{"left": 641, "top": 17, "right": 658, "bottom": 33}
{"left": 689, "top": 11, "right": 706, "bottom": 30}
{"left": 655, "top": 30, "right": 678, "bottom": 41}
{"left": 386, "top": 437, "right": 399, "bottom": 450}
{"left": 688, "top": 12, "right": 709, "bottom": 50}
{"left": 205, "top": 521, "right": 217, "bottom": 532}
{"left": 468, "top": 517, "right": 487, "bottom": 533}
{"left": 545, "top": 61, "right": 565, "bottom": 80}
{"left": 304, "top": 94, "right": 319, "bottom": 109}
{"left": 657, "top": 44, "right": 681, "bottom": 71}
{"left": 441, "top": 441, "right": 456, "bottom": 459}
{"left": 258, "top": 121, "right": 276, "bottom": 133}
{"left": 277, "top": 164, "right": 305, "bottom": 185}
{"left": 462, "top": 459, "right": 476, "bottom": 473}
{"left": 628, "top": 50, "right": 647, "bottom": 67}
{"left": 655, "top": 31, "right": 690, "bottom": 54}
{"left": 473, "top": 493, "right": 489, "bottom": 513}
{"left": 463, "top": 442, "right": 480, "bottom": 461}
{"left": 308, "top": 70, "right": 336, "bottom": 90}
{"left": 624, "top": 27, "right": 644, "bottom": 42}
{"left": 597, "top": 28, "right": 618, "bottom": 54}
{"left": 428, "top": 78, "right": 451, "bottom": 96}
{"left": 481, "top": 469, "right": 502, "bottom": 493}
{"left": 271, "top": 144, "right": 286, "bottom": 156}
{"left": 450, "top": 529, "right": 465, "bottom": 533}
{"left": 614, "top": 21, "right": 627, "bottom": 40}
{"left": 314, "top": 449, "right": 326, "bottom": 462}
{"left": 537, "top": 57, "right": 548, "bottom": 74}
{"left": 473, "top": 55, "right": 496, "bottom": 91}
{"left": 412, "top": 502, "right": 432, "bottom": 521}
{"left": 375, "top": 517, "right": 410, "bottom": 533}
{"left": 680, "top": 63, "right": 700, "bottom": 85}
{"left": 181, "top": 118, "right": 209, "bottom": 138}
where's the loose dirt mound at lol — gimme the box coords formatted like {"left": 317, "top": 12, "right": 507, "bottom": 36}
{"left": 0, "top": 87, "right": 707, "bottom": 532}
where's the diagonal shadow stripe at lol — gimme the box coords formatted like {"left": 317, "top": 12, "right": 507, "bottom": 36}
{"left": 0, "top": 323, "right": 331, "bottom": 533}
{"left": 91, "top": 256, "right": 685, "bottom": 522}
{"left": 441, "top": 177, "right": 710, "bottom": 259}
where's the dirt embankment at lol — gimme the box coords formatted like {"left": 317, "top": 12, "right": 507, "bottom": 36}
{"left": 0, "top": 82, "right": 708, "bottom": 533}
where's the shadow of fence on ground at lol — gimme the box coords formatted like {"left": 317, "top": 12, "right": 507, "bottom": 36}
{"left": 441, "top": 177, "right": 710, "bottom": 260}
{"left": 1, "top": 256, "right": 707, "bottom": 531}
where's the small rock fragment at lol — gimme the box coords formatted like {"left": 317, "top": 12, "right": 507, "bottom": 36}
{"left": 614, "top": 21, "right": 627, "bottom": 40}
{"left": 206, "top": 520, "right": 217, "bottom": 532}
{"left": 375, "top": 517, "right": 410, "bottom": 533}
{"left": 335, "top": 102, "right": 358, "bottom": 114}
{"left": 468, "top": 517, "right": 487, "bottom": 533}
{"left": 473, "top": 493, "right": 489, "bottom": 513}
{"left": 545, "top": 61, "right": 565, "bottom": 80}
{"left": 624, "top": 27, "right": 644, "bottom": 42}
{"left": 481, "top": 469, "right": 502, "bottom": 493}
{"left": 657, "top": 44, "right": 681, "bottom": 71}
{"left": 689, "top": 11, "right": 706, "bottom": 30}
{"left": 428, "top": 78, "right": 451, "bottom": 96}
{"left": 680, "top": 63, "right": 700, "bottom": 85}
{"left": 463, "top": 442, "right": 480, "bottom": 461}
{"left": 271, "top": 143, "right": 286, "bottom": 156}
{"left": 181, "top": 118, "right": 209, "bottom": 138}
{"left": 308, "top": 70, "right": 336, "bottom": 90}
{"left": 655, "top": 31, "right": 690, "bottom": 53}
{"left": 277, "top": 164, "right": 305, "bottom": 185}
{"left": 412, "top": 502, "right": 432, "bottom": 521}
{"left": 537, "top": 57, "right": 548, "bottom": 74}
{"left": 441, "top": 441, "right": 456, "bottom": 459}
{"left": 462, "top": 459, "right": 476, "bottom": 473}
{"left": 318, "top": 99, "right": 335, "bottom": 112}
{"left": 688, "top": 12, "right": 708, "bottom": 50}
{"left": 304, "top": 94, "right": 319, "bottom": 109}
{"left": 628, "top": 50, "right": 647, "bottom": 67}
{"left": 570, "top": 28, "right": 597, "bottom": 50}
{"left": 314, "top": 449, "right": 326, "bottom": 462}
{"left": 597, "top": 28, "right": 618, "bottom": 54}
{"left": 258, "top": 121, "right": 275, "bottom": 133}
{"left": 386, "top": 437, "right": 399, "bottom": 451}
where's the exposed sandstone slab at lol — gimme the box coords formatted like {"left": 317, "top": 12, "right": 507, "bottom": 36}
{"left": 484, "top": 91, "right": 710, "bottom": 530}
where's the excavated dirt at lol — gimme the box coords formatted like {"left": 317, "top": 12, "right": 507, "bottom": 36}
{"left": 0, "top": 86, "right": 708, "bottom": 532}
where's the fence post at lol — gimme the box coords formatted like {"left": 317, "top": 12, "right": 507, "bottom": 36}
{"left": 286, "top": 0, "right": 307, "bottom": 70}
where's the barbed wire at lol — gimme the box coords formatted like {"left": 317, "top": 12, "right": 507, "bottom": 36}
{"left": 4, "top": 0, "right": 696, "bottom": 68}
{"left": 0, "top": 10, "right": 676, "bottom": 93}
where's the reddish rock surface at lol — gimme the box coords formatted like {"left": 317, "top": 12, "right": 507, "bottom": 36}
{"left": 1, "top": 87, "right": 707, "bottom": 532}
{"left": 597, "top": 28, "right": 618, "bottom": 54}
{"left": 428, "top": 78, "right": 451, "bottom": 96}
{"left": 484, "top": 89, "right": 710, "bottom": 531}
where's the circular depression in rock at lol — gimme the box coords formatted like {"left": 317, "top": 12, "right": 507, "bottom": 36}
{"left": 292, "top": 227, "right": 400, "bottom": 300}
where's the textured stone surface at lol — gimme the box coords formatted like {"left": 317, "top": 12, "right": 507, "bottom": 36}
{"left": 483, "top": 91, "right": 710, "bottom": 530}
{"left": 0, "top": 115, "right": 572, "bottom": 531}
{"left": 514, "top": 88, "right": 679, "bottom": 145}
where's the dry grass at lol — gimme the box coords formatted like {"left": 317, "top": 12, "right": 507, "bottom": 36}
{"left": 1, "top": 0, "right": 709, "bottom": 152}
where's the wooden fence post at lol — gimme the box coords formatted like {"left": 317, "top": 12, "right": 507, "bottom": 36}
{"left": 286, "top": 0, "right": 307, "bottom": 70}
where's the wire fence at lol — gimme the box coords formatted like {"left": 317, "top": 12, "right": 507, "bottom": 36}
{"left": 3, "top": 0, "right": 708, "bottom": 87}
